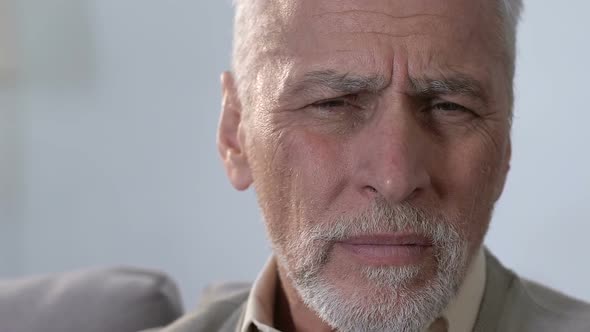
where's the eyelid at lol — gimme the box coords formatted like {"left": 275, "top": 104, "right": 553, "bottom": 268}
{"left": 433, "top": 101, "right": 465, "bottom": 109}
{"left": 312, "top": 94, "right": 359, "bottom": 107}
{"left": 430, "top": 96, "right": 474, "bottom": 109}
{"left": 428, "top": 101, "right": 482, "bottom": 120}
{"left": 434, "top": 93, "right": 487, "bottom": 110}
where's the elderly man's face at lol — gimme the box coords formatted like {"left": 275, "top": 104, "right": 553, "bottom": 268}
{"left": 220, "top": 0, "right": 511, "bottom": 330}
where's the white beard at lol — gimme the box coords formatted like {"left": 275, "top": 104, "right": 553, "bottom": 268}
{"left": 271, "top": 202, "right": 470, "bottom": 332}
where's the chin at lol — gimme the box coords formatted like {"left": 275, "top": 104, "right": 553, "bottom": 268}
{"left": 297, "top": 269, "right": 461, "bottom": 332}
{"left": 273, "top": 201, "right": 473, "bottom": 331}
{"left": 284, "top": 241, "right": 469, "bottom": 332}
{"left": 296, "top": 261, "right": 465, "bottom": 332}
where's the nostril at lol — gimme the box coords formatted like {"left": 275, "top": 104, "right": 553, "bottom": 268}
{"left": 407, "top": 187, "right": 421, "bottom": 201}
{"left": 365, "top": 186, "right": 378, "bottom": 193}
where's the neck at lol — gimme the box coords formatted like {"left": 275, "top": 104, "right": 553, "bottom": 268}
{"left": 274, "top": 265, "right": 334, "bottom": 332}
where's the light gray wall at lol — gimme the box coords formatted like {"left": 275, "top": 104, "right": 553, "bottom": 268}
{"left": 1, "top": 0, "right": 589, "bottom": 308}
{"left": 0, "top": 0, "right": 23, "bottom": 277}
{"left": 5, "top": 0, "right": 269, "bottom": 307}
{"left": 487, "top": 0, "right": 590, "bottom": 300}
{"left": 0, "top": 85, "right": 23, "bottom": 278}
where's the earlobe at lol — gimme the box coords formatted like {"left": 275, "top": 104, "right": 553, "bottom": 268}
{"left": 217, "top": 71, "right": 253, "bottom": 191}
{"left": 506, "top": 139, "right": 512, "bottom": 172}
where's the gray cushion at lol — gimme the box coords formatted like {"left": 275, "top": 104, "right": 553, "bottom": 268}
{"left": 0, "top": 267, "right": 183, "bottom": 332}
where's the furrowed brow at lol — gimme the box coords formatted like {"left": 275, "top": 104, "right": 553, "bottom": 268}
{"left": 410, "top": 75, "right": 488, "bottom": 104}
{"left": 284, "top": 70, "right": 388, "bottom": 98}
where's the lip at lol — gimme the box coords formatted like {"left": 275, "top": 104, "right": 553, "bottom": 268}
{"left": 334, "top": 233, "right": 433, "bottom": 266}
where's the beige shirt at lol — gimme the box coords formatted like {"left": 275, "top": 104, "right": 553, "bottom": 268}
{"left": 241, "top": 248, "right": 486, "bottom": 332}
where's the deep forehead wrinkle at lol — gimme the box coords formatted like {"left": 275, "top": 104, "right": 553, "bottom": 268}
{"left": 308, "top": 8, "right": 452, "bottom": 36}
{"left": 313, "top": 9, "right": 448, "bottom": 21}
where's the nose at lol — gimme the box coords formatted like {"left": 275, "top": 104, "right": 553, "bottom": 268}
{"left": 355, "top": 98, "right": 431, "bottom": 204}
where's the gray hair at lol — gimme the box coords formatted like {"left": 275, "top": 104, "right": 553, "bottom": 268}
{"left": 498, "top": 0, "right": 524, "bottom": 83}
{"left": 231, "top": 0, "right": 523, "bottom": 108}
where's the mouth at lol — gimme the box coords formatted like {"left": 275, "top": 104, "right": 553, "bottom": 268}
{"left": 334, "top": 233, "right": 433, "bottom": 266}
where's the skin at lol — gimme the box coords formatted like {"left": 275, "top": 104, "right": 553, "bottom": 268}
{"left": 218, "top": 0, "right": 512, "bottom": 331}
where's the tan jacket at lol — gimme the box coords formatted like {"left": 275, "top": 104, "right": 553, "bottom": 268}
{"left": 152, "top": 251, "right": 590, "bottom": 332}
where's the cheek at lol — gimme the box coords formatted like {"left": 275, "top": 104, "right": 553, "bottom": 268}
{"left": 285, "top": 130, "right": 350, "bottom": 215}
{"left": 434, "top": 135, "right": 508, "bottom": 241}
{"left": 252, "top": 127, "right": 350, "bottom": 232}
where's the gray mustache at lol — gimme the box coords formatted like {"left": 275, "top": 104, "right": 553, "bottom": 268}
{"left": 304, "top": 203, "right": 463, "bottom": 246}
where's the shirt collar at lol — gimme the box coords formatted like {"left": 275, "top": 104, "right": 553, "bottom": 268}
{"left": 241, "top": 248, "right": 486, "bottom": 332}
{"left": 443, "top": 247, "right": 487, "bottom": 332}
{"left": 242, "top": 256, "right": 279, "bottom": 332}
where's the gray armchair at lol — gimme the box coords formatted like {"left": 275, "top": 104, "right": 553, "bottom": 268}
{"left": 0, "top": 267, "right": 183, "bottom": 332}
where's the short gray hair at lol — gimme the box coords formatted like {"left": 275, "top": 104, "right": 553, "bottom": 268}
{"left": 498, "top": 0, "right": 524, "bottom": 81}
{"left": 231, "top": 0, "right": 523, "bottom": 108}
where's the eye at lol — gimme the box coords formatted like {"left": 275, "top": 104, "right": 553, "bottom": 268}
{"left": 310, "top": 94, "right": 365, "bottom": 112}
{"left": 313, "top": 99, "right": 350, "bottom": 109}
{"left": 431, "top": 101, "right": 470, "bottom": 113}
{"left": 312, "top": 98, "right": 355, "bottom": 111}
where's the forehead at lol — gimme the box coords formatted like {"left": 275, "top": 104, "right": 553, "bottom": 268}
{"left": 250, "top": 0, "right": 505, "bottom": 102}
{"left": 279, "top": 0, "right": 497, "bottom": 49}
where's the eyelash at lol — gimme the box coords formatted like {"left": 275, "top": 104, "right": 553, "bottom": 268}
{"left": 314, "top": 99, "right": 351, "bottom": 109}
{"left": 312, "top": 96, "right": 359, "bottom": 111}
{"left": 430, "top": 101, "right": 470, "bottom": 113}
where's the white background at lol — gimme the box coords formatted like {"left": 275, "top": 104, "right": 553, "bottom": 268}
{"left": 1, "top": 0, "right": 589, "bottom": 308}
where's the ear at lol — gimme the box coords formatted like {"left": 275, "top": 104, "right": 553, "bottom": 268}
{"left": 504, "top": 138, "right": 512, "bottom": 174}
{"left": 217, "top": 71, "right": 253, "bottom": 191}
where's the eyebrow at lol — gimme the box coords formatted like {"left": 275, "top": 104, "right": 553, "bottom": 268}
{"left": 283, "top": 70, "right": 488, "bottom": 104}
{"left": 283, "top": 70, "right": 388, "bottom": 98}
{"left": 409, "top": 75, "right": 488, "bottom": 104}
